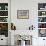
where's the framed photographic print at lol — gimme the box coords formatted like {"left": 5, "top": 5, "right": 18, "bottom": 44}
{"left": 17, "top": 10, "right": 29, "bottom": 19}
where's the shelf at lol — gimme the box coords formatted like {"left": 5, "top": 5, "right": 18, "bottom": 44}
{"left": 38, "top": 27, "right": 46, "bottom": 29}
{"left": 0, "top": 10, "right": 8, "bottom": 11}
{"left": 0, "top": 22, "right": 8, "bottom": 23}
{"left": 0, "top": 16, "right": 8, "bottom": 17}
{"left": 38, "top": 37, "right": 46, "bottom": 39}
{"left": 38, "top": 15, "right": 46, "bottom": 17}
{"left": 38, "top": 22, "right": 46, "bottom": 23}
{"left": 38, "top": 10, "right": 46, "bottom": 11}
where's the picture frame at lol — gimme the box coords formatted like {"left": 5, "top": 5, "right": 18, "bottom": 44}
{"left": 17, "top": 10, "right": 29, "bottom": 19}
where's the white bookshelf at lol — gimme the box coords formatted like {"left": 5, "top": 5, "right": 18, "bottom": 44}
{"left": 38, "top": 3, "right": 46, "bottom": 37}
{"left": 0, "top": 3, "right": 8, "bottom": 38}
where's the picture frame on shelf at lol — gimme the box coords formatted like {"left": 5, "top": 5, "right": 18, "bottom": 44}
{"left": 17, "top": 10, "right": 29, "bottom": 19}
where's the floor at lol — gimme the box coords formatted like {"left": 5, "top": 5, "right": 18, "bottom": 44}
{"left": 0, "top": 45, "right": 8, "bottom": 46}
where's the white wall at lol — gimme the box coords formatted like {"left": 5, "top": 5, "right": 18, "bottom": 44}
{"left": 11, "top": 0, "right": 46, "bottom": 46}
{"left": 11, "top": 0, "right": 38, "bottom": 30}
{"left": 11, "top": 0, "right": 46, "bottom": 30}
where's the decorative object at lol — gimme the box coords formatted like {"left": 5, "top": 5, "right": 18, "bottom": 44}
{"left": 0, "top": 3, "right": 8, "bottom": 10}
{"left": 0, "top": 17, "right": 8, "bottom": 22}
{"left": 38, "top": 23, "right": 46, "bottom": 28}
{"left": 42, "top": 12, "right": 45, "bottom": 15}
{"left": 15, "top": 35, "right": 32, "bottom": 46}
{"left": 38, "top": 17, "right": 46, "bottom": 22}
{"left": 11, "top": 23, "right": 16, "bottom": 30}
{"left": 0, "top": 6, "right": 1, "bottom": 10}
{"left": 39, "top": 29, "right": 46, "bottom": 37}
{"left": 0, "top": 11, "right": 8, "bottom": 16}
{"left": 38, "top": 3, "right": 46, "bottom": 10}
{"left": 0, "top": 23, "right": 8, "bottom": 37}
{"left": 5, "top": 6, "right": 8, "bottom": 10}
{"left": 17, "top": 10, "right": 29, "bottom": 19}
{"left": 29, "top": 25, "right": 35, "bottom": 30}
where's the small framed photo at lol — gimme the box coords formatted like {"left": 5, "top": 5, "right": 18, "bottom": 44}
{"left": 17, "top": 10, "right": 29, "bottom": 19}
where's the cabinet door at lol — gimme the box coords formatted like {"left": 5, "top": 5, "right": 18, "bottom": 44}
{"left": 38, "top": 38, "right": 46, "bottom": 46}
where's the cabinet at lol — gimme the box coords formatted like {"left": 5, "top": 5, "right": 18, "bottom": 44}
{"left": 38, "top": 3, "right": 46, "bottom": 37}
{"left": 0, "top": 35, "right": 8, "bottom": 45}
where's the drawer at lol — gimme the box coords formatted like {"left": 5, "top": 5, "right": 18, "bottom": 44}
{"left": 0, "top": 37, "right": 8, "bottom": 45}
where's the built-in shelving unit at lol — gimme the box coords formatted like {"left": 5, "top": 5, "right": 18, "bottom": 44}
{"left": 0, "top": 3, "right": 8, "bottom": 37}
{"left": 38, "top": 3, "right": 46, "bottom": 37}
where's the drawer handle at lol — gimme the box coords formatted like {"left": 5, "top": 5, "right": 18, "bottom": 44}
{"left": 1, "top": 39, "right": 3, "bottom": 40}
{"left": 43, "top": 39, "right": 45, "bottom": 40}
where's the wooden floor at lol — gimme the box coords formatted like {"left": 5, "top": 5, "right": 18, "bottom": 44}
{"left": 0, "top": 45, "right": 8, "bottom": 46}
